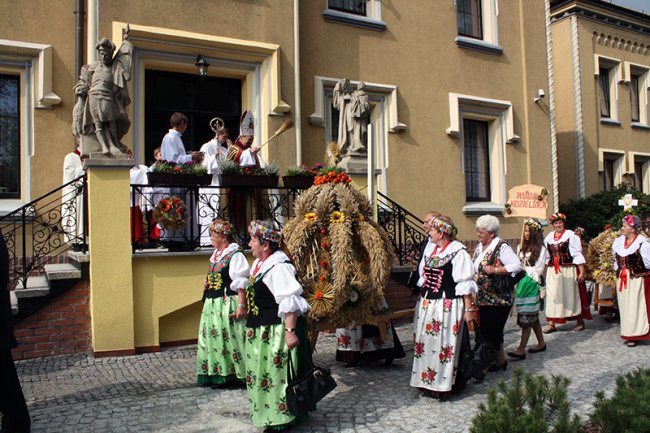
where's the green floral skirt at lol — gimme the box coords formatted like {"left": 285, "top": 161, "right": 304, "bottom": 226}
{"left": 244, "top": 320, "right": 311, "bottom": 429}
{"left": 196, "top": 295, "right": 247, "bottom": 385}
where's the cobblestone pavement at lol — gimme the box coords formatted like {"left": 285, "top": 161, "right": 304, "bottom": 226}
{"left": 15, "top": 314, "right": 650, "bottom": 433}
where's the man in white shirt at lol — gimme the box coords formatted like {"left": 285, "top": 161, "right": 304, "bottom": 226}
{"left": 62, "top": 141, "right": 85, "bottom": 250}
{"left": 158, "top": 112, "right": 203, "bottom": 250}
{"left": 198, "top": 123, "right": 231, "bottom": 245}
{"left": 160, "top": 112, "right": 203, "bottom": 164}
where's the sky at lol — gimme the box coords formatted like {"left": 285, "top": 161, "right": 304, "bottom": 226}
{"left": 608, "top": 0, "right": 649, "bottom": 14}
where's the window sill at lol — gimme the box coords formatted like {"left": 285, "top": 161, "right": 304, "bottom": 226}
{"left": 600, "top": 118, "right": 622, "bottom": 126}
{"left": 454, "top": 36, "right": 503, "bottom": 55}
{"left": 631, "top": 122, "right": 650, "bottom": 130}
{"left": 322, "top": 9, "right": 386, "bottom": 31}
{"left": 462, "top": 202, "right": 505, "bottom": 216}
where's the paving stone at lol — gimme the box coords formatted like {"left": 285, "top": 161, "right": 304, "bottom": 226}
{"left": 15, "top": 314, "right": 650, "bottom": 432}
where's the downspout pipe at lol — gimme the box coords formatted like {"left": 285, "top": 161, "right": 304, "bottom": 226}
{"left": 87, "top": 0, "right": 98, "bottom": 63}
{"left": 293, "top": 0, "right": 302, "bottom": 166}
{"left": 545, "top": 0, "right": 560, "bottom": 212}
{"left": 74, "top": 0, "right": 84, "bottom": 78}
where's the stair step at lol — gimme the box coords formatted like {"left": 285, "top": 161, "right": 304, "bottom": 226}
{"left": 44, "top": 263, "right": 81, "bottom": 281}
{"left": 67, "top": 250, "right": 89, "bottom": 263}
{"left": 15, "top": 275, "right": 50, "bottom": 298}
{"left": 10, "top": 290, "right": 18, "bottom": 314}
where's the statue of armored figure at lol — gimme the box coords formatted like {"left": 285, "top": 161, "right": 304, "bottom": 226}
{"left": 73, "top": 34, "right": 133, "bottom": 157}
{"left": 332, "top": 79, "right": 371, "bottom": 171}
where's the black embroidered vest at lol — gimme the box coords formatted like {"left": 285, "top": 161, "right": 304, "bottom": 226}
{"left": 420, "top": 252, "right": 461, "bottom": 300}
{"left": 203, "top": 250, "right": 239, "bottom": 300}
{"left": 546, "top": 240, "right": 574, "bottom": 267}
{"left": 246, "top": 277, "right": 282, "bottom": 328}
{"left": 616, "top": 249, "right": 650, "bottom": 278}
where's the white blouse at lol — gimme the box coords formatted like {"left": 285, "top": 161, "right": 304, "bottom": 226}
{"left": 210, "top": 243, "right": 250, "bottom": 291}
{"left": 473, "top": 237, "right": 524, "bottom": 276}
{"left": 517, "top": 245, "right": 547, "bottom": 283}
{"left": 543, "top": 230, "right": 585, "bottom": 265}
{"left": 612, "top": 235, "right": 650, "bottom": 271}
{"left": 418, "top": 240, "right": 478, "bottom": 296}
{"left": 416, "top": 240, "right": 435, "bottom": 288}
{"left": 250, "top": 250, "right": 310, "bottom": 319}
{"left": 199, "top": 139, "right": 229, "bottom": 186}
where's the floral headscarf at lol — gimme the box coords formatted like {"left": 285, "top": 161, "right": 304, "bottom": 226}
{"left": 248, "top": 220, "right": 282, "bottom": 244}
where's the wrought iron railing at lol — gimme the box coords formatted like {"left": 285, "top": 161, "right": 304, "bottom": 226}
{"left": 377, "top": 191, "right": 426, "bottom": 266}
{"left": 0, "top": 175, "right": 87, "bottom": 291}
{"left": 130, "top": 183, "right": 308, "bottom": 252}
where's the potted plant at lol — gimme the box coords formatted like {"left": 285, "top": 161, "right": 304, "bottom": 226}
{"left": 282, "top": 163, "right": 323, "bottom": 189}
{"left": 220, "top": 160, "right": 280, "bottom": 188}
{"left": 147, "top": 160, "right": 211, "bottom": 185}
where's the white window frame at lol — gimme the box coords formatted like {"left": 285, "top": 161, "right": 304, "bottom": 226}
{"left": 595, "top": 55, "right": 622, "bottom": 125}
{"left": 454, "top": 0, "right": 502, "bottom": 54}
{"left": 322, "top": 0, "right": 386, "bottom": 31}
{"left": 0, "top": 40, "right": 61, "bottom": 210}
{"left": 598, "top": 148, "right": 625, "bottom": 191}
{"left": 627, "top": 151, "right": 650, "bottom": 193}
{"left": 112, "top": 22, "right": 290, "bottom": 166}
{"left": 624, "top": 61, "right": 650, "bottom": 129}
{"left": 447, "top": 93, "right": 517, "bottom": 214}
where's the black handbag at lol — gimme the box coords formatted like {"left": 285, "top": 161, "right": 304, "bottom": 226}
{"left": 286, "top": 352, "right": 337, "bottom": 416}
{"left": 470, "top": 323, "right": 497, "bottom": 380}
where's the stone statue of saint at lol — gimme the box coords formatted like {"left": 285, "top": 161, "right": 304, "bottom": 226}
{"left": 72, "top": 35, "right": 133, "bottom": 157}
{"left": 333, "top": 79, "right": 371, "bottom": 158}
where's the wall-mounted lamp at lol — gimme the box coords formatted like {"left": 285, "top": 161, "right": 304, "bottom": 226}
{"left": 534, "top": 88, "right": 546, "bottom": 103}
{"left": 195, "top": 55, "right": 210, "bottom": 79}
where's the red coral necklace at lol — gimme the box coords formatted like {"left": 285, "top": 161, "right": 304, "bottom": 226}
{"left": 624, "top": 234, "right": 638, "bottom": 249}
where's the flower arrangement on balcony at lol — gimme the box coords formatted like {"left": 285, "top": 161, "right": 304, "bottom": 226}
{"left": 282, "top": 163, "right": 323, "bottom": 188}
{"left": 153, "top": 194, "right": 187, "bottom": 230}
{"left": 220, "top": 160, "right": 280, "bottom": 188}
{"left": 148, "top": 160, "right": 211, "bottom": 185}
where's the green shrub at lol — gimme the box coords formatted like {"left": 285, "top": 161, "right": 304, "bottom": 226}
{"left": 470, "top": 368, "right": 583, "bottom": 433}
{"left": 588, "top": 367, "right": 650, "bottom": 433}
{"left": 560, "top": 184, "right": 650, "bottom": 240}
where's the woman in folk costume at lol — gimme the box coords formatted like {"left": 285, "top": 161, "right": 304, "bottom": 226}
{"left": 410, "top": 216, "right": 477, "bottom": 399}
{"left": 473, "top": 215, "right": 524, "bottom": 374}
{"left": 507, "top": 219, "right": 547, "bottom": 360}
{"left": 334, "top": 297, "right": 406, "bottom": 366}
{"left": 612, "top": 215, "right": 650, "bottom": 347}
{"left": 196, "top": 219, "right": 250, "bottom": 387}
{"left": 245, "top": 220, "right": 312, "bottom": 431}
{"left": 543, "top": 212, "right": 592, "bottom": 333}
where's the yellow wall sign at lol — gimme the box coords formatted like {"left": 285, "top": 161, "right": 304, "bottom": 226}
{"left": 504, "top": 184, "right": 549, "bottom": 219}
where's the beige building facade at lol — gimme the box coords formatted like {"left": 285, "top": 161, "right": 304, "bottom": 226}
{"left": 0, "top": 0, "right": 557, "bottom": 239}
{"left": 551, "top": 0, "right": 650, "bottom": 201}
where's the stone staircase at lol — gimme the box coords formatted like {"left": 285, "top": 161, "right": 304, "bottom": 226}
{"left": 10, "top": 251, "right": 89, "bottom": 321}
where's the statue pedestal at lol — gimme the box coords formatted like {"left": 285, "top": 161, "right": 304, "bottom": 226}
{"left": 80, "top": 135, "right": 129, "bottom": 158}
{"left": 337, "top": 154, "right": 368, "bottom": 174}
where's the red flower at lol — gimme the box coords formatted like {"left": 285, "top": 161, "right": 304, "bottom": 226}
{"left": 319, "top": 275, "right": 327, "bottom": 282}
{"left": 320, "top": 228, "right": 328, "bottom": 235}
{"left": 273, "top": 356, "right": 281, "bottom": 365}
{"left": 321, "top": 241, "right": 328, "bottom": 249}
{"left": 261, "top": 379, "right": 270, "bottom": 389}
{"left": 159, "top": 200, "right": 171, "bottom": 212}
{"left": 427, "top": 369, "right": 436, "bottom": 382}
{"left": 415, "top": 341, "right": 424, "bottom": 356}
{"left": 279, "top": 403, "right": 287, "bottom": 412}
{"left": 320, "top": 260, "right": 327, "bottom": 268}
{"left": 604, "top": 224, "right": 611, "bottom": 230}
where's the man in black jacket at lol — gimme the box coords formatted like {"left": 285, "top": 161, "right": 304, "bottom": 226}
{"left": 0, "top": 236, "right": 30, "bottom": 433}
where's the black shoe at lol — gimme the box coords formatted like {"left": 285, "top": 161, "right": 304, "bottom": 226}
{"left": 528, "top": 345, "right": 547, "bottom": 354}
{"left": 487, "top": 361, "right": 508, "bottom": 372}
{"left": 507, "top": 351, "right": 526, "bottom": 360}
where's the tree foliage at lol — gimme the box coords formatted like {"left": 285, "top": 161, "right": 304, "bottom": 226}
{"left": 589, "top": 368, "right": 650, "bottom": 433}
{"left": 559, "top": 184, "right": 650, "bottom": 241}
{"left": 470, "top": 368, "right": 583, "bottom": 433}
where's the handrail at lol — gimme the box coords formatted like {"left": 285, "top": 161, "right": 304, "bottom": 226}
{"left": 130, "top": 183, "right": 307, "bottom": 253}
{"left": 376, "top": 191, "right": 426, "bottom": 266}
{"left": 0, "top": 174, "right": 87, "bottom": 291}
